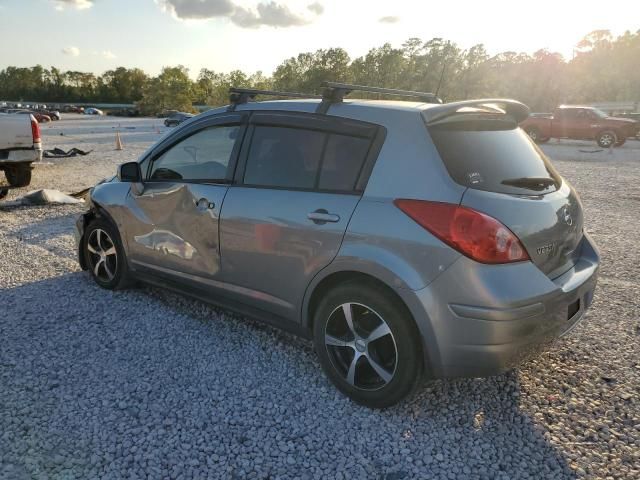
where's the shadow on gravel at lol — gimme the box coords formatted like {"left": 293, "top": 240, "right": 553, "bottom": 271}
{"left": 2, "top": 273, "right": 577, "bottom": 479}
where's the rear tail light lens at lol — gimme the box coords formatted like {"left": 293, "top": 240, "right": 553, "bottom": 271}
{"left": 394, "top": 199, "right": 530, "bottom": 264}
{"left": 31, "top": 116, "right": 41, "bottom": 143}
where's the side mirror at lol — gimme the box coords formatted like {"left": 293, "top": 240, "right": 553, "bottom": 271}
{"left": 118, "top": 161, "right": 142, "bottom": 182}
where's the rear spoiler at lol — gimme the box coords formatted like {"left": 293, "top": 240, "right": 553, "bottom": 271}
{"left": 422, "top": 99, "right": 530, "bottom": 125}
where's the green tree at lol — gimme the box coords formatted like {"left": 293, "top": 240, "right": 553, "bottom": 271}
{"left": 138, "top": 66, "right": 195, "bottom": 115}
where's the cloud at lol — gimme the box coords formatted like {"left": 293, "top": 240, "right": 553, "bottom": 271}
{"left": 232, "top": 2, "right": 309, "bottom": 28}
{"left": 158, "top": 0, "right": 234, "bottom": 19}
{"left": 54, "top": 0, "right": 94, "bottom": 10}
{"left": 379, "top": 15, "right": 400, "bottom": 24}
{"left": 307, "top": 2, "right": 323, "bottom": 15}
{"left": 62, "top": 46, "right": 80, "bottom": 56}
{"left": 158, "top": 0, "right": 320, "bottom": 28}
{"left": 102, "top": 50, "right": 117, "bottom": 59}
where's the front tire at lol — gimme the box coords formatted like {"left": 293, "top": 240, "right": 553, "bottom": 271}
{"left": 313, "top": 281, "right": 423, "bottom": 408}
{"left": 82, "top": 218, "right": 132, "bottom": 290}
{"left": 5, "top": 164, "right": 32, "bottom": 188}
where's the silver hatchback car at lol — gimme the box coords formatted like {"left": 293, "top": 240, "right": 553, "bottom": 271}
{"left": 75, "top": 83, "right": 599, "bottom": 408}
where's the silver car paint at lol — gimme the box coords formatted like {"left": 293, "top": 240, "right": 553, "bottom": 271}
{"left": 79, "top": 98, "right": 600, "bottom": 378}
{"left": 219, "top": 187, "right": 360, "bottom": 322}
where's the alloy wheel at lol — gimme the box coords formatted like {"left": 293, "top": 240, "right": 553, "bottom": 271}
{"left": 86, "top": 228, "right": 118, "bottom": 283}
{"left": 600, "top": 133, "right": 614, "bottom": 147}
{"left": 324, "top": 302, "right": 398, "bottom": 391}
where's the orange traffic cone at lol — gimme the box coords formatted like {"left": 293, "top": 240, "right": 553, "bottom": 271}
{"left": 115, "top": 131, "right": 123, "bottom": 150}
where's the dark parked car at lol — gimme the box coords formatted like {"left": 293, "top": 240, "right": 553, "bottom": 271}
{"left": 164, "top": 112, "right": 194, "bottom": 127}
{"left": 37, "top": 109, "right": 61, "bottom": 120}
{"left": 110, "top": 108, "right": 140, "bottom": 117}
{"left": 63, "top": 105, "right": 85, "bottom": 114}
{"left": 75, "top": 84, "right": 599, "bottom": 408}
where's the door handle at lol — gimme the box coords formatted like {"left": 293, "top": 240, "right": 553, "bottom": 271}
{"left": 308, "top": 209, "right": 340, "bottom": 224}
{"left": 195, "top": 198, "right": 215, "bottom": 210}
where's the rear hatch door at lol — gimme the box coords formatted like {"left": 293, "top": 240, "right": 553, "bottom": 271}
{"left": 427, "top": 112, "right": 583, "bottom": 278}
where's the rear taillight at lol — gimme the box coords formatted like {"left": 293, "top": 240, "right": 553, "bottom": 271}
{"left": 31, "top": 116, "right": 41, "bottom": 143}
{"left": 394, "top": 199, "right": 530, "bottom": 264}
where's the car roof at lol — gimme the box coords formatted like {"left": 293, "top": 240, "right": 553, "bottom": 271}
{"left": 200, "top": 98, "right": 437, "bottom": 122}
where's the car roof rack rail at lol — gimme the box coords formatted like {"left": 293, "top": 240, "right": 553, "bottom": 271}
{"left": 316, "top": 82, "right": 443, "bottom": 114}
{"left": 228, "top": 87, "right": 322, "bottom": 111}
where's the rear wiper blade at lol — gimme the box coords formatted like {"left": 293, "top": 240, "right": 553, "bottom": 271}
{"left": 501, "top": 177, "right": 556, "bottom": 191}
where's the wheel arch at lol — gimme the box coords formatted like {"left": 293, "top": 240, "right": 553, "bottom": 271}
{"left": 302, "top": 264, "right": 441, "bottom": 377}
{"left": 597, "top": 129, "right": 618, "bottom": 143}
{"left": 77, "top": 200, "right": 120, "bottom": 270}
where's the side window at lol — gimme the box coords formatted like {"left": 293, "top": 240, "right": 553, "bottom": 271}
{"left": 244, "top": 126, "right": 325, "bottom": 189}
{"left": 318, "top": 134, "right": 370, "bottom": 191}
{"left": 149, "top": 125, "right": 239, "bottom": 181}
{"left": 576, "top": 109, "right": 588, "bottom": 120}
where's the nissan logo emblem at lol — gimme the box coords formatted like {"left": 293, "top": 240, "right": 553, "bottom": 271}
{"left": 563, "top": 206, "right": 573, "bottom": 226}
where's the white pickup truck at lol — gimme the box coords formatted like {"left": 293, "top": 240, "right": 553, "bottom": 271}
{"left": 0, "top": 113, "right": 42, "bottom": 198}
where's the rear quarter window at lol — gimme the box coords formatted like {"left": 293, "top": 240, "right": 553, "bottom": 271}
{"left": 428, "top": 118, "right": 561, "bottom": 195}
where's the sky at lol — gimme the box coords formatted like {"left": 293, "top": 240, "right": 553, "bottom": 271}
{"left": 0, "top": 0, "right": 638, "bottom": 78}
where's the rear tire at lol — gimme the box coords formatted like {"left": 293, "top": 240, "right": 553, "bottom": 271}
{"left": 313, "top": 280, "right": 423, "bottom": 408}
{"left": 597, "top": 131, "right": 617, "bottom": 148}
{"left": 5, "top": 164, "right": 32, "bottom": 188}
{"left": 525, "top": 127, "right": 542, "bottom": 143}
{"left": 82, "top": 218, "right": 133, "bottom": 290}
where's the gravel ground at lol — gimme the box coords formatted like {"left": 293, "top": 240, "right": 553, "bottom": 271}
{"left": 1, "top": 116, "right": 639, "bottom": 479}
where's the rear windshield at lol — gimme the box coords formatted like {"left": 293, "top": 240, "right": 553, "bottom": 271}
{"left": 428, "top": 116, "right": 561, "bottom": 195}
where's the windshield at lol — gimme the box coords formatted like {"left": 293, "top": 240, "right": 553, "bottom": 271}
{"left": 428, "top": 116, "right": 561, "bottom": 195}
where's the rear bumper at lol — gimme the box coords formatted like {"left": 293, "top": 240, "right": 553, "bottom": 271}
{"left": 0, "top": 147, "right": 42, "bottom": 164}
{"left": 399, "top": 232, "right": 599, "bottom": 378}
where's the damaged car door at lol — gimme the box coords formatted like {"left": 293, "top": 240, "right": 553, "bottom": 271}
{"left": 124, "top": 114, "right": 246, "bottom": 280}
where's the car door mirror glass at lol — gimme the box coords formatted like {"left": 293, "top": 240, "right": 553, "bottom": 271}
{"left": 118, "top": 161, "right": 142, "bottom": 182}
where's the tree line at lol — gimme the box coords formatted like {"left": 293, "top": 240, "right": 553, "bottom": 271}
{"left": 1, "top": 29, "right": 638, "bottom": 115}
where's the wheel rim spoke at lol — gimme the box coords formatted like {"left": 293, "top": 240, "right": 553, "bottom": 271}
{"left": 93, "top": 258, "right": 104, "bottom": 277}
{"left": 87, "top": 243, "right": 98, "bottom": 255}
{"left": 104, "top": 246, "right": 116, "bottom": 256}
{"left": 342, "top": 303, "right": 356, "bottom": 336}
{"left": 325, "top": 334, "right": 349, "bottom": 347}
{"left": 366, "top": 356, "right": 393, "bottom": 384}
{"left": 96, "top": 229, "right": 105, "bottom": 251}
{"left": 103, "top": 259, "right": 114, "bottom": 280}
{"left": 346, "top": 354, "right": 359, "bottom": 385}
{"left": 367, "top": 322, "right": 391, "bottom": 342}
